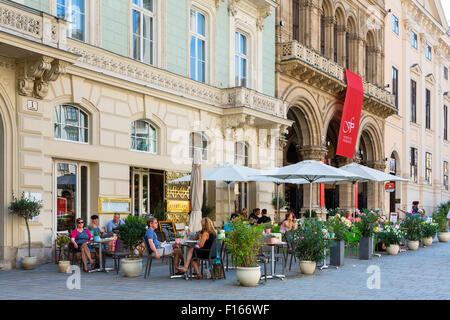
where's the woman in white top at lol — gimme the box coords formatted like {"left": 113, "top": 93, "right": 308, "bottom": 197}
{"left": 280, "top": 212, "right": 297, "bottom": 234}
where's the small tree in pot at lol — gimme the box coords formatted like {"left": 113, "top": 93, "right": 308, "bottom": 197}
{"left": 56, "top": 234, "right": 71, "bottom": 272}
{"left": 117, "top": 215, "right": 147, "bottom": 277}
{"left": 292, "top": 219, "right": 327, "bottom": 274}
{"left": 421, "top": 222, "right": 438, "bottom": 246}
{"left": 401, "top": 212, "right": 424, "bottom": 250}
{"left": 327, "top": 214, "right": 351, "bottom": 266}
{"left": 433, "top": 206, "right": 450, "bottom": 242}
{"left": 225, "top": 217, "right": 264, "bottom": 286}
{"left": 8, "top": 193, "right": 42, "bottom": 270}
{"left": 378, "top": 224, "right": 404, "bottom": 255}
{"left": 354, "top": 209, "right": 379, "bottom": 260}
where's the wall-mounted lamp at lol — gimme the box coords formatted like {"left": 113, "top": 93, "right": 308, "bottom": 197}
{"left": 384, "top": 84, "right": 390, "bottom": 88}
{"left": 279, "top": 21, "right": 285, "bottom": 27}
{"left": 387, "top": 9, "right": 392, "bottom": 13}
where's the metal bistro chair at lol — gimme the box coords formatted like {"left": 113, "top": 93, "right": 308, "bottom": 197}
{"left": 219, "top": 240, "right": 233, "bottom": 272}
{"left": 103, "top": 237, "right": 129, "bottom": 274}
{"left": 144, "top": 239, "right": 175, "bottom": 279}
{"left": 192, "top": 239, "right": 225, "bottom": 281}
{"left": 259, "top": 244, "right": 286, "bottom": 276}
{"left": 283, "top": 232, "right": 297, "bottom": 271}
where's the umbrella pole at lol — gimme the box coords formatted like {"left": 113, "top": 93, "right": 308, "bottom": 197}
{"left": 309, "top": 182, "right": 312, "bottom": 218}
{"left": 276, "top": 183, "right": 280, "bottom": 223}
{"left": 227, "top": 182, "right": 231, "bottom": 216}
{"left": 352, "top": 181, "right": 356, "bottom": 220}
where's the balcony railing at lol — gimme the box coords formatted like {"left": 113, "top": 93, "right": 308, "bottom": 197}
{"left": 279, "top": 40, "right": 396, "bottom": 113}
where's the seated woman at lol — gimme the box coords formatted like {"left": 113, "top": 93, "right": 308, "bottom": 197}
{"left": 88, "top": 214, "right": 104, "bottom": 268}
{"left": 71, "top": 218, "right": 94, "bottom": 272}
{"left": 280, "top": 212, "right": 297, "bottom": 234}
{"left": 176, "top": 217, "right": 217, "bottom": 279}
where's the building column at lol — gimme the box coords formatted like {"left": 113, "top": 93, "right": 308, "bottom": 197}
{"left": 336, "top": 25, "right": 346, "bottom": 66}
{"left": 337, "top": 156, "right": 354, "bottom": 214}
{"left": 324, "top": 17, "right": 335, "bottom": 59}
{"left": 367, "top": 160, "right": 387, "bottom": 211}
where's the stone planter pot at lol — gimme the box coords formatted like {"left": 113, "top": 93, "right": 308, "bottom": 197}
{"left": 422, "top": 237, "right": 433, "bottom": 247}
{"left": 235, "top": 266, "right": 261, "bottom": 287}
{"left": 22, "top": 256, "right": 37, "bottom": 270}
{"left": 330, "top": 240, "right": 345, "bottom": 267}
{"left": 386, "top": 244, "right": 399, "bottom": 255}
{"left": 58, "top": 260, "right": 71, "bottom": 273}
{"left": 407, "top": 240, "right": 419, "bottom": 251}
{"left": 299, "top": 261, "right": 316, "bottom": 275}
{"left": 121, "top": 258, "right": 142, "bottom": 277}
{"left": 359, "top": 236, "right": 373, "bottom": 260}
{"left": 437, "top": 232, "right": 450, "bottom": 243}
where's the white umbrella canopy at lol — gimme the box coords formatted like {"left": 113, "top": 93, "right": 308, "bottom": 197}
{"left": 339, "top": 162, "right": 408, "bottom": 182}
{"left": 188, "top": 149, "right": 203, "bottom": 233}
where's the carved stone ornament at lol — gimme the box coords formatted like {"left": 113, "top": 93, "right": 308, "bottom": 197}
{"left": 17, "top": 55, "right": 67, "bottom": 99}
{"left": 256, "top": 6, "right": 273, "bottom": 31}
{"left": 228, "top": 0, "right": 240, "bottom": 16}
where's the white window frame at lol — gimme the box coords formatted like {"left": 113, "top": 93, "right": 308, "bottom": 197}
{"left": 189, "top": 7, "right": 207, "bottom": 83}
{"left": 131, "top": 0, "right": 156, "bottom": 65}
{"left": 426, "top": 44, "right": 432, "bottom": 60}
{"left": 425, "top": 152, "right": 432, "bottom": 185}
{"left": 189, "top": 131, "right": 208, "bottom": 161}
{"left": 235, "top": 31, "right": 249, "bottom": 87}
{"left": 54, "top": 105, "right": 89, "bottom": 144}
{"left": 234, "top": 141, "right": 249, "bottom": 166}
{"left": 392, "top": 15, "right": 399, "bottom": 35}
{"left": 411, "top": 31, "right": 418, "bottom": 49}
{"left": 56, "top": 0, "right": 87, "bottom": 42}
{"left": 131, "top": 120, "right": 157, "bottom": 154}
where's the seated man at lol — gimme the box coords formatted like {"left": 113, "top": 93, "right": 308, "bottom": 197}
{"left": 248, "top": 208, "right": 260, "bottom": 225}
{"left": 257, "top": 209, "right": 271, "bottom": 224}
{"left": 105, "top": 212, "right": 125, "bottom": 233}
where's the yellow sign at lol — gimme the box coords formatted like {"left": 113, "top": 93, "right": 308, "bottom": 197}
{"left": 167, "top": 200, "right": 190, "bottom": 213}
{"left": 97, "top": 197, "right": 131, "bottom": 214}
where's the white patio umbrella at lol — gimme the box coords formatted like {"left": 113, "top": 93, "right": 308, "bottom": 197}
{"left": 188, "top": 149, "right": 203, "bottom": 232}
{"left": 257, "top": 160, "right": 363, "bottom": 217}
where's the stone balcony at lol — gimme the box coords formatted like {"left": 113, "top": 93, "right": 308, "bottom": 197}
{"left": 278, "top": 40, "right": 397, "bottom": 118}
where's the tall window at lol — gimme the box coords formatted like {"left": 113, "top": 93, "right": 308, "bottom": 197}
{"left": 132, "top": 0, "right": 155, "bottom": 65}
{"left": 426, "top": 89, "right": 431, "bottom": 130}
{"left": 333, "top": 24, "right": 338, "bottom": 63}
{"left": 426, "top": 44, "right": 432, "bottom": 60}
{"left": 292, "top": 0, "right": 299, "bottom": 41}
{"left": 425, "top": 152, "right": 432, "bottom": 185}
{"left": 189, "top": 132, "right": 207, "bottom": 160}
{"left": 444, "top": 161, "right": 449, "bottom": 190}
{"left": 57, "top": 0, "right": 86, "bottom": 41}
{"left": 444, "top": 105, "right": 448, "bottom": 140}
{"left": 234, "top": 141, "right": 249, "bottom": 166}
{"left": 444, "top": 67, "right": 448, "bottom": 80}
{"left": 320, "top": 15, "right": 325, "bottom": 55}
{"left": 392, "top": 67, "right": 398, "bottom": 108}
{"left": 235, "top": 32, "right": 248, "bottom": 87}
{"left": 411, "top": 80, "right": 417, "bottom": 123}
{"left": 411, "top": 31, "right": 418, "bottom": 49}
{"left": 131, "top": 120, "right": 157, "bottom": 153}
{"left": 54, "top": 105, "right": 88, "bottom": 143}
{"left": 345, "top": 33, "right": 350, "bottom": 70}
{"left": 190, "top": 8, "right": 206, "bottom": 83}
{"left": 410, "top": 147, "right": 418, "bottom": 183}
{"left": 392, "top": 15, "right": 399, "bottom": 35}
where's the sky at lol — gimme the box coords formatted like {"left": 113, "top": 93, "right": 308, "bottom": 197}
{"left": 442, "top": 0, "right": 450, "bottom": 25}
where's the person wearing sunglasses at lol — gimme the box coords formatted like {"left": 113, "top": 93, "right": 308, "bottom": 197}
{"left": 71, "top": 217, "right": 94, "bottom": 272}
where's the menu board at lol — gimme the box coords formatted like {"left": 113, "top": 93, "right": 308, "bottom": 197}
{"left": 98, "top": 197, "right": 131, "bottom": 214}
{"left": 158, "top": 221, "right": 176, "bottom": 241}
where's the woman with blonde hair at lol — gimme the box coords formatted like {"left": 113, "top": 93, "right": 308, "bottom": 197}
{"left": 176, "top": 217, "right": 217, "bottom": 279}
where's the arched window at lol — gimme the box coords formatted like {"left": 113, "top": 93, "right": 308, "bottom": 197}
{"left": 189, "top": 132, "right": 208, "bottom": 160}
{"left": 131, "top": 120, "right": 157, "bottom": 153}
{"left": 54, "top": 105, "right": 88, "bottom": 143}
{"left": 234, "top": 141, "right": 248, "bottom": 166}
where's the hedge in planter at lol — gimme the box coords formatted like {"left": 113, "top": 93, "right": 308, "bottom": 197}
{"left": 326, "top": 214, "right": 351, "bottom": 266}
{"left": 354, "top": 209, "right": 379, "bottom": 260}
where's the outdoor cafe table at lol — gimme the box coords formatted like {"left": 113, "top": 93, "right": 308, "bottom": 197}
{"left": 169, "top": 240, "right": 199, "bottom": 280}
{"left": 89, "top": 237, "right": 115, "bottom": 273}
{"left": 261, "top": 242, "right": 287, "bottom": 280}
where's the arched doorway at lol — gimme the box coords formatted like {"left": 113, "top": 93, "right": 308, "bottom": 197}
{"left": 389, "top": 151, "right": 400, "bottom": 213}
{"left": 324, "top": 111, "right": 341, "bottom": 210}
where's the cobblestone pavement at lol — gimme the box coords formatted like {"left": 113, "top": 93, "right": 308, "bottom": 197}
{"left": 1, "top": 240, "right": 449, "bottom": 300}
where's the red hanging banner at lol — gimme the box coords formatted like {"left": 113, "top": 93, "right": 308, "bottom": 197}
{"left": 336, "top": 70, "right": 364, "bottom": 158}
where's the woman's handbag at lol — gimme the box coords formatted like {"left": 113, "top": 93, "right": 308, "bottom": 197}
{"left": 212, "top": 263, "right": 224, "bottom": 279}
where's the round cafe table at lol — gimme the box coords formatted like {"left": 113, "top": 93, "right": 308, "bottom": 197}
{"left": 169, "top": 240, "right": 199, "bottom": 280}
{"left": 89, "top": 237, "right": 115, "bottom": 273}
{"left": 261, "top": 242, "right": 287, "bottom": 280}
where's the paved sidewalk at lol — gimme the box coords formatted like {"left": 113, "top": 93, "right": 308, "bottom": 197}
{"left": 1, "top": 240, "right": 449, "bottom": 300}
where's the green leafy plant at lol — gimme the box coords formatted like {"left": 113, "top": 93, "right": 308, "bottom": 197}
{"left": 327, "top": 214, "right": 352, "bottom": 241}
{"left": 271, "top": 225, "right": 280, "bottom": 233}
{"left": 304, "top": 210, "right": 317, "bottom": 218}
{"left": 272, "top": 195, "right": 287, "bottom": 209}
{"left": 344, "top": 225, "right": 362, "bottom": 243}
{"left": 401, "top": 212, "right": 424, "bottom": 241}
{"left": 355, "top": 209, "right": 379, "bottom": 237}
{"left": 224, "top": 217, "right": 264, "bottom": 267}
{"left": 327, "top": 208, "right": 343, "bottom": 218}
{"left": 117, "top": 215, "right": 147, "bottom": 258}
{"left": 433, "top": 203, "right": 449, "bottom": 233}
{"left": 201, "top": 203, "right": 215, "bottom": 218}
{"left": 421, "top": 221, "right": 439, "bottom": 237}
{"left": 292, "top": 219, "right": 328, "bottom": 263}
{"left": 378, "top": 224, "right": 404, "bottom": 246}
{"left": 93, "top": 229, "right": 100, "bottom": 237}
{"left": 56, "top": 234, "right": 71, "bottom": 261}
{"left": 8, "top": 193, "right": 43, "bottom": 257}
{"left": 153, "top": 200, "right": 167, "bottom": 222}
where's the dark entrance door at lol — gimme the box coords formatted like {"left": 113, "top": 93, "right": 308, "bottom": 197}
{"left": 286, "top": 184, "right": 303, "bottom": 219}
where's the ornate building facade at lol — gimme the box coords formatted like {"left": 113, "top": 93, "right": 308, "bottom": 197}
{"left": 0, "top": 0, "right": 290, "bottom": 267}
{"left": 275, "top": 0, "right": 397, "bottom": 216}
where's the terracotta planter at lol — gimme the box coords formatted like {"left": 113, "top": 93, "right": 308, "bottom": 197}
{"left": 386, "top": 244, "right": 399, "bottom": 255}
{"left": 407, "top": 240, "right": 419, "bottom": 251}
{"left": 22, "top": 256, "right": 37, "bottom": 270}
{"left": 421, "top": 237, "right": 433, "bottom": 246}
{"left": 299, "top": 261, "right": 316, "bottom": 275}
{"left": 438, "top": 232, "right": 450, "bottom": 243}
{"left": 235, "top": 266, "right": 261, "bottom": 287}
{"left": 121, "top": 258, "right": 142, "bottom": 277}
{"left": 58, "top": 260, "right": 71, "bottom": 273}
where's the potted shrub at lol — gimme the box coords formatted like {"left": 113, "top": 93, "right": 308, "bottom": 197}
{"left": 327, "top": 214, "right": 351, "bottom": 266}
{"left": 92, "top": 229, "right": 101, "bottom": 242}
{"left": 292, "top": 219, "right": 327, "bottom": 275}
{"left": 269, "top": 234, "right": 277, "bottom": 244}
{"left": 225, "top": 217, "right": 264, "bottom": 287}
{"left": 116, "top": 215, "right": 147, "bottom": 277}
{"left": 56, "top": 234, "right": 71, "bottom": 273}
{"left": 8, "top": 193, "right": 43, "bottom": 270}
{"left": 378, "top": 224, "right": 404, "bottom": 255}
{"left": 433, "top": 207, "right": 450, "bottom": 242}
{"left": 174, "top": 234, "right": 184, "bottom": 243}
{"left": 421, "top": 222, "right": 438, "bottom": 246}
{"left": 354, "top": 209, "right": 379, "bottom": 260}
{"left": 401, "top": 212, "right": 423, "bottom": 250}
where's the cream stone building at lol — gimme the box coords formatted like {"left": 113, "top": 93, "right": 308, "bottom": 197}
{"left": 275, "top": 0, "right": 398, "bottom": 216}
{"left": 383, "top": 0, "right": 450, "bottom": 216}
{"left": 0, "top": 0, "right": 291, "bottom": 267}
